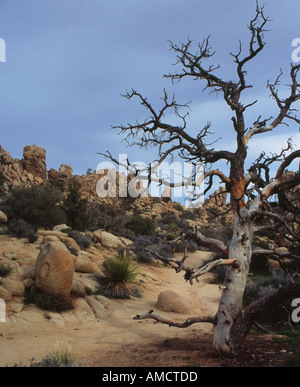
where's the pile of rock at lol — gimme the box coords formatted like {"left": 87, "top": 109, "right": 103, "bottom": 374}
{"left": 0, "top": 145, "right": 48, "bottom": 191}
{"left": 0, "top": 226, "right": 130, "bottom": 306}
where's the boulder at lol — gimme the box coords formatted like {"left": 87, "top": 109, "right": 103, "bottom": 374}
{"left": 37, "top": 230, "right": 68, "bottom": 238}
{"left": 0, "top": 211, "right": 7, "bottom": 225}
{"left": 0, "top": 285, "right": 13, "bottom": 302}
{"left": 35, "top": 242, "right": 74, "bottom": 297}
{"left": 73, "top": 273, "right": 103, "bottom": 294}
{"left": 2, "top": 278, "right": 25, "bottom": 297}
{"left": 156, "top": 290, "right": 203, "bottom": 315}
{"left": 59, "top": 164, "right": 73, "bottom": 178}
{"left": 41, "top": 235, "right": 61, "bottom": 245}
{"left": 93, "top": 230, "right": 125, "bottom": 249}
{"left": 52, "top": 224, "right": 70, "bottom": 232}
{"left": 59, "top": 236, "right": 81, "bottom": 254}
{"left": 74, "top": 254, "right": 96, "bottom": 274}
{"left": 22, "top": 145, "right": 47, "bottom": 183}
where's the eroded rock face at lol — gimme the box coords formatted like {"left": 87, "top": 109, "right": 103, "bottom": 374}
{"left": 35, "top": 242, "right": 75, "bottom": 297}
{"left": 22, "top": 145, "right": 47, "bottom": 183}
{"left": 0, "top": 144, "right": 48, "bottom": 189}
{"left": 59, "top": 164, "right": 73, "bottom": 178}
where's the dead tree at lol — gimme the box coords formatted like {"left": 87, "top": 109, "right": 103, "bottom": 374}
{"left": 100, "top": 3, "right": 300, "bottom": 356}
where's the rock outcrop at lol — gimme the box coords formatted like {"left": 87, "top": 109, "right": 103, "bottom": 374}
{"left": 22, "top": 145, "right": 47, "bottom": 184}
{"left": 0, "top": 144, "right": 48, "bottom": 190}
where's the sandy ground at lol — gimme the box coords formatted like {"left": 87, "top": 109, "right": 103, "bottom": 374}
{"left": 0, "top": 251, "right": 223, "bottom": 367}
{"left": 0, "top": 250, "right": 296, "bottom": 368}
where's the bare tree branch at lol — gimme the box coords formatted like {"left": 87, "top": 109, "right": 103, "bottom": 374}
{"left": 133, "top": 310, "right": 216, "bottom": 327}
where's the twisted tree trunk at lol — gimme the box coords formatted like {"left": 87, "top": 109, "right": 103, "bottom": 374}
{"left": 213, "top": 209, "right": 254, "bottom": 355}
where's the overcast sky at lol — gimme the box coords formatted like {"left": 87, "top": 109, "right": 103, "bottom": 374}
{"left": 0, "top": 0, "right": 299, "bottom": 180}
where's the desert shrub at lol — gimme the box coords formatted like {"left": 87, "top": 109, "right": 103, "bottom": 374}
{"left": 8, "top": 219, "right": 38, "bottom": 243}
{"left": 243, "top": 270, "right": 292, "bottom": 324}
{"left": 63, "top": 182, "right": 90, "bottom": 231}
{"left": 0, "top": 225, "right": 8, "bottom": 235}
{"left": 86, "top": 201, "right": 128, "bottom": 235}
{"left": 125, "top": 214, "right": 156, "bottom": 236}
{"left": 13, "top": 341, "right": 81, "bottom": 367}
{"left": 0, "top": 263, "right": 11, "bottom": 277}
{"left": 128, "top": 235, "right": 171, "bottom": 263}
{"left": 0, "top": 185, "right": 66, "bottom": 229}
{"left": 67, "top": 230, "right": 92, "bottom": 250}
{"left": 94, "top": 253, "right": 141, "bottom": 299}
{"left": 24, "top": 290, "right": 75, "bottom": 313}
{"left": 15, "top": 356, "right": 79, "bottom": 368}
{"left": 166, "top": 233, "right": 176, "bottom": 241}
{"left": 159, "top": 211, "right": 180, "bottom": 230}
{"left": 46, "top": 340, "right": 77, "bottom": 367}
{"left": 179, "top": 209, "right": 197, "bottom": 221}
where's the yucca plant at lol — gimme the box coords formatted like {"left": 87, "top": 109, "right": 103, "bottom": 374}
{"left": 95, "top": 253, "right": 141, "bottom": 299}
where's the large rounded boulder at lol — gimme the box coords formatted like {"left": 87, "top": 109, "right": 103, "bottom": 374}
{"left": 156, "top": 290, "right": 203, "bottom": 315}
{"left": 35, "top": 242, "right": 74, "bottom": 297}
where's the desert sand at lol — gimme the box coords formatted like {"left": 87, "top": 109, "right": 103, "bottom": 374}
{"left": 0, "top": 251, "right": 222, "bottom": 367}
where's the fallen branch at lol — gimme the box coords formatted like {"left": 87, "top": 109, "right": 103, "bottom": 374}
{"left": 190, "top": 258, "right": 237, "bottom": 280}
{"left": 133, "top": 310, "right": 216, "bottom": 327}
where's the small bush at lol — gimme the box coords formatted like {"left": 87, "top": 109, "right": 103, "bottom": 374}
{"left": 63, "top": 182, "right": 90, "bottom": 231}
{"left": 13, "top": 340, "right": 81, "bottom": 367}
{"left": 67, "top": 230, "right": 92, "bottom": 250}
{"left": 125, "top": 215, "right": 156, "bottom": 236}
{"left": 0, "top": 185, "right": 66, "bottom": 229}
{"left": 0, "top": 225, "right": 8, "bottom": 235}
{"left": 126, "top": 234, "right": 173, "bottom": 264}
{"left": 95, "top": 253, "right": 141, "bottom": 299}
{"left": 47, "top": 340, "right": 77, "bottom": 367}
{"left": 243, "top": 270, "right": 291, "bottom": 324}
{"left": 0, "top": 263, "right": 11, "bottom": 277}
{"left": 8, "top": 219, "right": 38, "bottom": 243}
{"left": 24, "top": 290, "right": 75, "bottom": 313}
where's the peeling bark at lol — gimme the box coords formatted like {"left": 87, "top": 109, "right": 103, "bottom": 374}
{"left": 213, "top": 209, "right": 254, "bottom": 355}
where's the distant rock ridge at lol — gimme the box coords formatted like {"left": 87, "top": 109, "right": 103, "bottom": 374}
{"left": 0, "top": 144, "right": 97, "bottom": 199}
{"left": 0, "top": 144, "right": 230, "bottom": 211}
